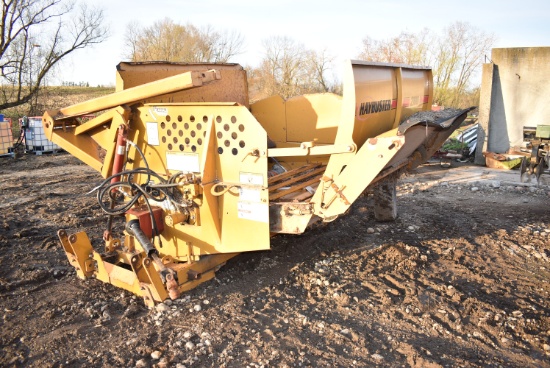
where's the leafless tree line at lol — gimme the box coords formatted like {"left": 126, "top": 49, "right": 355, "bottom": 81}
{"left": 122, "top": 18, "right": 495, "bottom": 106}
{"left": 1, "top": 1, "right": 494, "bottom": 113}
{"left": 122, "top": 21, "right": 339, "bottom": 101}
{"left": 249, "top": 36, "right": 338, "bottom": 100}
{"left": 358, "top": 22, "right": 495, "bottom": 107}
{"left": 123, "top": 19, "right": 244, "bottom": 64}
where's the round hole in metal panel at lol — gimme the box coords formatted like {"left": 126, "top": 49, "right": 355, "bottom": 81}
{"left": 231, "top": 132, "right": 237, "bottom": 140}
{"left": 185, "top": 138, "right": 190, "bottom": 144}
{"left": 184, "top": 123, "right": 189, "bottom": 130}
{"left": 178, "top": 115, "right": 183, "bottom": 122}
{"left": 167, "top": 130, "right": 172, "bottom": 136}
{"left": 223, "top": 124, "right": 230, "bottom": 132}
{"left": 203, "top": 116, "right": 208, "bottom": 123}
{"left": 179, "top": 144, "right": 184, "bottom": 151}
{"left": 191, "top": 131, "right": 196, "bottom": 138}
{"left": 216, "top": 116, "right": 222, "bottom": 123}
{"left": 173, "top": 137, "right": 178, "bottom": 144}
{"left": 172, "top": 122, "right": 177, "bottom": 130}
{"left": 178, "top": 130, "right": 183, "bottom": 137}
{"left": 224, "top": 140, "right": 230, "bottom": 147}
{"left": 231, "top": 116, "right": 237, "bottom": 124}
{"left": 197, "top": 123, "right": 202, "bottom": 130}
{"left": 197, "top": 138, "right": 203, "bottom": 145}
{"left": 166, "top": 115, "right": 171, "bottom": 122}
{"left": 160, "top": 122, "right": 166, "bottom": 129}
{"left": 217, "top": 131, "right": 223, "bottom": 139}
{"left": 190, "top": 115, "right": 195, "bottom": 122}
{"left": 217, "top": 147, "right": 223, "bottom": 154}
{"left": 161, "top": 136, "right": 166, "bottom": 143}
{"left": 168, "top": 143, "right": 173, "bottom": 150}
{"left": 239, "top": 140, "right": 245, "bottom": 148}
{"left": 238, "top": 124, "right": 245, "bottom": 132}
{"left": 203, "top": 131, "right": 206, "bottom": 137}
{"left": 232, "top": 148, "right": 238, "bottom": 155}
{"left": 191, "top": 145, "right": 197, "bottom": 152}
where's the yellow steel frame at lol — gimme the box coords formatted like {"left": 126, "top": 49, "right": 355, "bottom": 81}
{"left": 58, "top": 229, "right": 238, "bottom": 307}
{"left": 44, "top": 61, "right": 462, "bottom": 306}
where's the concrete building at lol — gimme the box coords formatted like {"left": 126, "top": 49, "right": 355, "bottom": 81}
{"left": 476, "top": 47, "right": 550, "bottom": 164}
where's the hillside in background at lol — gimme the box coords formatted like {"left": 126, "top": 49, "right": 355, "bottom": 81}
{"left": 2, "top": 86, "right": 115, "bottom": 133}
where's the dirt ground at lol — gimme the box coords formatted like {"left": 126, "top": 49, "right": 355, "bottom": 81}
{"left": 0, "top": 152, "right": 549, "bottom": 368}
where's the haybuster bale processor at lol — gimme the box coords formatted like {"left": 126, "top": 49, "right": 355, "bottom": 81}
{"left": 42, "top": 60, "right": 472, "bottom": 307}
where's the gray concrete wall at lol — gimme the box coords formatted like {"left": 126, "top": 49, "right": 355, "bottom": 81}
{"left": 479, "top": 47, "right": 550, "bottom": 155}
{"left": 475, "top": 63, "right": 494, "bottom": 164}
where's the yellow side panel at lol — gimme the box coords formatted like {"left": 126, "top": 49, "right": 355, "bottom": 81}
{"left": 352, "top": 65, "right": 398, "bottom": 144}
{"left": 286, "top": 94, "right": 341, "bottom": 144}
{"left": 250, "top": 95, "right": 286, "bottom": 143}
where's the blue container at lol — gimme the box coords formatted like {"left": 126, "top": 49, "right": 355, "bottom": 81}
{"left": 0, "top": 114, "right": 4, "bottom": 122}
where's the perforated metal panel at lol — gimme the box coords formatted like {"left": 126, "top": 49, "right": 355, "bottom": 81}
{"left": 127, "top": 104, "right": 270, "bottom": 260}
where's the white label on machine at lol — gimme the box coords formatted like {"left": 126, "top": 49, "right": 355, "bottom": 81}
{"left": 238, "top": 201, "right": 268, "bottom": 223}
{"left": 239, "top": 172, "right": 264, "bottom": 186}
{"left": 146, "top": 122, "right": 160, "bottom": 146}
{"left": 153, "top": 107, "right": 168, "bottom": 116}
{"left": 166, "top": 152, "right": 200, "bottom": 173}
{"left": 239, "top": 187, "right": 262, "bottom": 202}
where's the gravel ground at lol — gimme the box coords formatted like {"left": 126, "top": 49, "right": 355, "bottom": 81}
{"left": 1, "top": 153, "right": 549, "bottom": 368}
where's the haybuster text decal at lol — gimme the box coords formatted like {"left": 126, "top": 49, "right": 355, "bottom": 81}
{"left": 358, "top": 99, "right": 391, "bottom": 115}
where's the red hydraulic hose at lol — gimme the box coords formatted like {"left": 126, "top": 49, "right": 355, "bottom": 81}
{"left": 111, "top": 125, "right": 128, "bottom": 186}
{"left": 103, "top": 125, "right": 128, "bottom": 241}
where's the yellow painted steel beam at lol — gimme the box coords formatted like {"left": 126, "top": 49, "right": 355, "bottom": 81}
{"left": 313, "top": 134, "right": 405, "bottom": 219}
{"left": 268, "top": 143, "right": 355, "bottom": 157}
{"left": 50, "top": 69, "right": 221, "bottom": 119}
{"left": 74, "top": 107, "right": 124, "bottom": 136}
{"left": 50, "top": 129, "right": 104, "bottom": 172}
{"left": 58, "top": 230, "right": 94, "bottom": 279}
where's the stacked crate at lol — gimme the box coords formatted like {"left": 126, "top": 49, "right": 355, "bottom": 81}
{"left": 0, "top": 120, "right": 14, "bottom": 156}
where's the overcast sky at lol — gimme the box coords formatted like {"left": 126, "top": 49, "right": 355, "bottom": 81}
{"left": 58, "top": 0, "right": 550, "bottom": 86}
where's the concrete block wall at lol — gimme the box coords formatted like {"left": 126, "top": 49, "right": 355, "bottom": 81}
{"left": 476, "top": 47, "right": 550, "bottom": 164}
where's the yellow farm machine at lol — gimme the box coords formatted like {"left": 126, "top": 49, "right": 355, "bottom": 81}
{"left": 43, "top": 60, "right": 472, "bottom": 307}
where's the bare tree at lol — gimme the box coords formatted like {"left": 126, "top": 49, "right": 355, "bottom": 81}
{"left": 0, "top": 0, "right": 108, "bottom": 112}
{"left": 197, "top": 25, "right": 244, "bottom": 63}
{"left": 359, "top": 29, "right": 432, "bottom": 65}
{"left": 123, "top": 21, "right": 141, "bottom": 62}
{"left": 306, "top": 48, "right": 336, "bottom": 93}
{"left": 262, "top": 36, "right": 308, "bottom": 98}
{"left": 251, "top": 36, "right": 338, "bottom": 100}
{"left": 432, "top": 21, "right": 495, "bottom": 106}
{"left": 123, "top": 18, "right": 244, "bottom": 63}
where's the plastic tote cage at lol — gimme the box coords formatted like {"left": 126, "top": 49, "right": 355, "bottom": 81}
{"left": 25, "top": 117, "right": 61, "bottom": 154}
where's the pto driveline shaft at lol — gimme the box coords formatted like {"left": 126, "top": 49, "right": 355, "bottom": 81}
{"left": 126, "top": 219, "right": 158, "bottom": 257}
